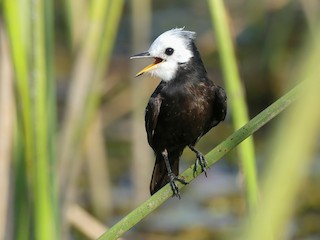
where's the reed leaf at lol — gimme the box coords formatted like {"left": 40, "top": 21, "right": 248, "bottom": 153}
{"left": 4, "top": 0, "right": 57, "bottom": 239}
{"left": 3, "top": 1, "right": 33, "bottom": 239}
{"left": 208, "top": 0, "right": 259, "bottom": 211}
{"left": 31, "top": 0, "right": 57, "bottom": 239}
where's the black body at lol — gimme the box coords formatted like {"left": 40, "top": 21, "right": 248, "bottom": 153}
{"left": 145, "top": 43, "right": 227, "bottom": 197}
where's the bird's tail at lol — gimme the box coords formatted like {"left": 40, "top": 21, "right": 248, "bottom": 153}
{"left": 150, "top": 152, "right": 180, "bottom": 195}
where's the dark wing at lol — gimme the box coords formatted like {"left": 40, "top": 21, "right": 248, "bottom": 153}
{"left": 145, "top": 94, "right": 162, "bottom": 147}
{"left": 214, "top": 85, "right": 227, "bottom": 122}
{"left": 207, "top": 85, "right": 227, "bottom": 130}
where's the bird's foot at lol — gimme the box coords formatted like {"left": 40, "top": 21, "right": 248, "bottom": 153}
{"left": 168, "top": 173, "right": 188, "bottom": 199}
{"left": 193, "top": 151, "right": 209, "bottom": 177}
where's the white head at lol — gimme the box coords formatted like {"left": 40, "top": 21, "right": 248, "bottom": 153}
{"left": 131, "top": 28, "right": 196, "bottom": 81}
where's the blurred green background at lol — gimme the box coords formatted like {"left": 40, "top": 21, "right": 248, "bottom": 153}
{"left": 1, "top": 0, "right": 320, "bottom": 239}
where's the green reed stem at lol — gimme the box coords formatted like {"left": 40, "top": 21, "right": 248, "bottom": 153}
{"left": 4, "top": 0, "right": 57, "bottom": 239}
{"left": 31, "top": 0, "right": 57, "bottom": 239}
{"left": 208, "top": 0, "right": 259, "bottom": 211}
{"left": 3, "top": 1, "right": 33, "bottom": 239}
{"left": 84, "top": 0, "right": 125, "bottom": 131}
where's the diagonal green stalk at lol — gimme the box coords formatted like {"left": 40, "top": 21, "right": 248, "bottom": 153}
{"left": 97, "top": 83, "right": 303, "bottom": 240}
{"left": 208, "top": 0, "right": 258, "bottom": 211}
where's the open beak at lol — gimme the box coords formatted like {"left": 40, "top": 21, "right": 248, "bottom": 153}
{"left": 130, "top": 52, "right": 163, "bottom": 77}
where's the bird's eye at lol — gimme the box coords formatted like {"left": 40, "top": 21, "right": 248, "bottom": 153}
{"left": 165, "top": 47, "right": 174, "bottom": 56}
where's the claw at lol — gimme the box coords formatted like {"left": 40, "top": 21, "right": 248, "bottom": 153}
{"left": 189, "top": 145, "right": 209, "bottom": 177}
{"left": 168, "top": 173, "right": 188, "bottom": 199}
{"left": 194, "top": 152, "right": 209, "bottom": 177}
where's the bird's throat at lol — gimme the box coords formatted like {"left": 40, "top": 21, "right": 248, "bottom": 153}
{"left": 136, "top": 57, "right": 163, "bottom": 77}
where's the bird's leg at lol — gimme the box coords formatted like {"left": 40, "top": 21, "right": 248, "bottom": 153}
{"left": 161, "top": 149, "right": 188, "bottom": 199}
{"left": 188, "top": 145, "right": 209, "bottom": 177}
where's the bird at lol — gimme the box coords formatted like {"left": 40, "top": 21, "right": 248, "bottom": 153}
{"left": 130, "top": 28, "right": 227, "bottom": 198}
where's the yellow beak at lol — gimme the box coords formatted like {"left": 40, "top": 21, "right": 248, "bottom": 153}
{"left": 130, "top": 52, "right": 163, "bottom": 77}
